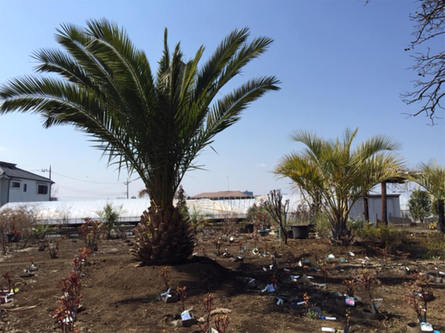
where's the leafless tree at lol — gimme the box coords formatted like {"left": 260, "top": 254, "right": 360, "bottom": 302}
{"left": 403, "top": 0, "right": 445, "bottom": 121}
{"left": 264, "top": 190, "right": 289, "bottom": 245}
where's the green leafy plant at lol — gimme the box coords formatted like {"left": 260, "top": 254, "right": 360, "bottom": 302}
{"left": 275, "top": 128, "right": 404, "bottom": 243}
{"left": 409, "top": 189, "right": 432, "bottom": 223}
{"left": 96, "top": 203, "right": 122, "bottom": 239}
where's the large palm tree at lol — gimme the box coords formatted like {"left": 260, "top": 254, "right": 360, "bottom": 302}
{"left": 0, "top": 20, "right": 279, "bottom": 264}
{"left": 275, "top": 128, "right": 404, "bottom": 243}
{"left": 410, "top": 163, "right": 445, "bottom": 232}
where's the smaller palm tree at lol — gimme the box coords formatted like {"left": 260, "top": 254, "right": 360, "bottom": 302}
{"left": 275, "top": 128, "right": 404, "bottom": 243}
{"left": 410, "top": 163, "right": 445, "bottom": 231}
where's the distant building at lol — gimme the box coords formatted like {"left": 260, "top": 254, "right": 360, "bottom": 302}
{"left": 349, "top": 194, "right": 401, "bottom": 224}
{"left": 191, "top": 190, "right": 254, "bottom": 200}
{"left": 0, "top": 161, "right": 54, "bottom": 206}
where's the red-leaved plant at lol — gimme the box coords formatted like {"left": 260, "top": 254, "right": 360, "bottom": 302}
{"left": 198, "top": 293, "right": 214, "bottom": 333}
{"left": 54, "top": 272, "right": 81, "bottom": 333}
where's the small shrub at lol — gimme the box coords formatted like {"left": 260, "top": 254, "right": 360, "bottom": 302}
{"left": 49, "top": 240, "right": 59, "bottom": 259}
{"left": 355, "top": 224, "right": 407, "bottom": 251}
{"left": 96, "top": 203, "right": 123, "bottom": 239}
{"left": 79, "top": 218, "right": 103, "bottom": 251}
{"left": 314, "top": 213, "right": 331, "bottom": 239}
{"left": 420, "top": 232, "right": 445, "bottom": 258}
{"left": 0, "top": 208, "right": 36, "bottom": 254}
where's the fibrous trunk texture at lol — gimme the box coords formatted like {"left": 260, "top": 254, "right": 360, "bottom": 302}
{"left": 133, "top": 206, "right": 195, "bottom": 265}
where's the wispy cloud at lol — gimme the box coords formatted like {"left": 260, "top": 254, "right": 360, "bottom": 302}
{"left": 256, "top": 162, "right": 267, "bottom": 168}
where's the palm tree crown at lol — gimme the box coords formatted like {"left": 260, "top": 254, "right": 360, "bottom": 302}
{"left": 0, "top": 20, "right": 279, "bottom": 264}
{"left": 0, "top": 20, "right": 279, "bottom": 209}
{"left": 410, "top": 162, "right": 445, "bottom": 231}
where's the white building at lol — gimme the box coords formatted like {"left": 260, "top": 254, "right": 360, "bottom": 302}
{"left": 349, "top": 194, "right": 401, "bottom": 224}
{"left": 0, "top": 161, "right": 54, "bottom": 206}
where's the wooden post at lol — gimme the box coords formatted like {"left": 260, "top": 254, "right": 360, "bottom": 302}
{"left": 363, "top": 194, "right": 369, "bottom": 222}
{"left": 381, "top": 182, "right": 387, "bottom": 226}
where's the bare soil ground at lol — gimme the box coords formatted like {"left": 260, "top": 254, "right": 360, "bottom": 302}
{"left": 0, "top": 231, "right": 444, "bottom": 332}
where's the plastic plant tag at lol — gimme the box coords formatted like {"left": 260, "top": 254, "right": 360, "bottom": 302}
{"left": 261, "top": 283, "right": 275, "bottom": 293}
{"left": 0, "top": 296, "right": 11, "bottom": 304}
{"left": 321, "top": 328, "right": 336, "bottom": 332}
{"left": 345, "top": 297, "right": 355, "bottom": 306}
{"left": 276, "top": 297, "right": 284, "bottom": 305}
{"left": 420, "top": 322, "right": 433, "bottom": 332}
{"left": 181, "top": 310, "right": 192, "bottom": 321}
{"left": 160, "top": 288, "right": 172, "bottom": 302}
{"left": 247, "top": 278, "right": 256, "bottom": 287}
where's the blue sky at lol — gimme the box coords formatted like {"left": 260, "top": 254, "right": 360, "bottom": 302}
{"left": 0, "top": 0, "right": 443, "bottom": 202}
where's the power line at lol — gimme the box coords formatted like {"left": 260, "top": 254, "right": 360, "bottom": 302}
{"left": 50, "top": 170, "right": 123, "bottom": 185}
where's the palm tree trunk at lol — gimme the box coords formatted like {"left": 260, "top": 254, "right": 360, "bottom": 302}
{"left": 133, "top": 204, "right": 195, "bottom": 265}
{"left": 363, "top": 195, "right": 369, "bottom": 222}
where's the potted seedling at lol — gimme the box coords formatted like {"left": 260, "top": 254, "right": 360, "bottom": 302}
{"left": 176, "top": 286, "right": 195, "bottom": 327}
{"left": 405, "top": 273, "right": 434, "bottom": 332}
{"left": 49, "top": 240, "right": 59, "bottom": 259}
{"left": 159, "top": 267, "right": 176, "bottom": 303}
{"left": 357, "top": 269, "right": 380, "bottom": 314}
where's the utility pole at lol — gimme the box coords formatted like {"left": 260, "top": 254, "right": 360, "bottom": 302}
{"left": 41, "top": 165, "right": 52, "bottom": 200}
{"left": 124, "top": 179, "right": 130, "bottom": 199}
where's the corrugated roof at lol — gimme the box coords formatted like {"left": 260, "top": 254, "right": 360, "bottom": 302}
{"left": 0, "top": 161, "right": 53, "bottom": 183}
{"left": 191, "top": 190, "right": 253, "bottom": 199}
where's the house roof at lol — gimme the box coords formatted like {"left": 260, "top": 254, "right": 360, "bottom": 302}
{"left": 191, "top": 190, "right": 254, "bottom": 199}
{"left": 0, "top": 161, "right": 54, "bottom": 183}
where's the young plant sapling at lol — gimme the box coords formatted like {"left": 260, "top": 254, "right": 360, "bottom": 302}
{"left": 49, "top": 240, "right": 59, "bottom": 259}
{"left": 214, "top": 314, "right": 230, "bottom": 333}
{"left": 198, "top": 293, "right": 213, "bottom": 333}
{"left": 160, "top": 267, "right": 170, "bottom": 290}
{"left": 2, "top": 272, "right": 13, "bottom": 294}
{"left": 405, "top": 273, "right": 434, "bottom": 323}
{"left": 176, "top": 286, "right": 187, "bottom": 312}
{"left": 357, "top": 269, "right": 380, "bottom": 314}
{"left": 54, "top": 272, "right": 82, "bottom": 333}
{"left": 79, "top": 218, "right": 103, "bottom": 251}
